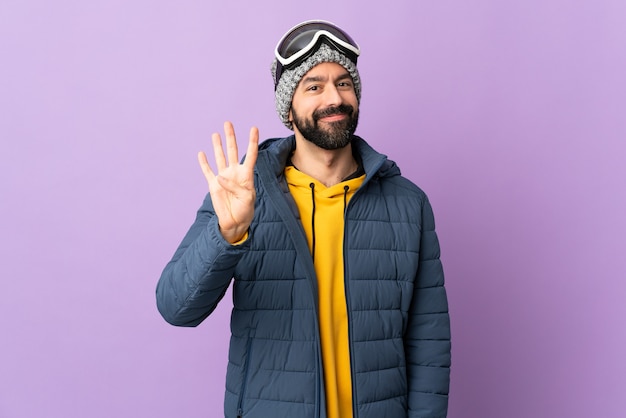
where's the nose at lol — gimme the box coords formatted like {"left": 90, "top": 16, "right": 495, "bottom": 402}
{"left": 322, "top": 83, "right": 342, "bottom": 107}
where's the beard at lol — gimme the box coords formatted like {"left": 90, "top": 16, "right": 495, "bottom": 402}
{"left": 292, "top": 104, "right": 359, "bottom": 150}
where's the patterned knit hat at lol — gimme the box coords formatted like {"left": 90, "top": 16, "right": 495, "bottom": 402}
{"left": 271, "top": 23, "right": 362, "bottom": 130}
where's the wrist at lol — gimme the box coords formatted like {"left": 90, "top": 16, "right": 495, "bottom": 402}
{"left": 219, "top": 225, "right": 249, "bottom": 244}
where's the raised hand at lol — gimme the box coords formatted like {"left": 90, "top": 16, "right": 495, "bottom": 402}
{"left": 198, "top": 121, "right": 259, "bottom": 244}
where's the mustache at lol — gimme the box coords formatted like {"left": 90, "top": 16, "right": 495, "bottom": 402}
{"left": 313, "top": 104, "right": 354, "bottom": 121}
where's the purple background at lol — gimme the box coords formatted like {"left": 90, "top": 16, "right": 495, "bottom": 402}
{"left": 1, "top": 1, "right": 625, "bottom": 417}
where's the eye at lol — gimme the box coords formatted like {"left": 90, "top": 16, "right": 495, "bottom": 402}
{"left": 338, "top": 81, "right": 353, "bottom": 89}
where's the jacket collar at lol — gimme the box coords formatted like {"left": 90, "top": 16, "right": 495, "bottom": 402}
{"left": 256, "top": 135, "right": 400, "bottom": 183}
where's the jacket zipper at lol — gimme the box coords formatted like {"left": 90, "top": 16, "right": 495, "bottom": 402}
{"left": 343, "top": 190, "right": 359, "bottom": 418}
{"left": 258, "top": 155, "right": 327, "bottom": 418}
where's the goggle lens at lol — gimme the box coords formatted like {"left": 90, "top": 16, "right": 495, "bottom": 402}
{"left": 274, "top": 20, "right": 360, "bottom": 87}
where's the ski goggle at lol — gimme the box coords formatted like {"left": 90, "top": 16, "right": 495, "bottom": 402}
{"left": 274, "top": 20, "right": 360, "bottom": 86}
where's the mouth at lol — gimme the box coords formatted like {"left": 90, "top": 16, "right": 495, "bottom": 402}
{"left": 314, "top": 105, "right": 354, "bottom": 124}
{"left": 318, "top": 113, "right": 348, "bottom": 123}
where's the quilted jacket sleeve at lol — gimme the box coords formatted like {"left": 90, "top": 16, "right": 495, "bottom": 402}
{"left": 405, "top": 196, "right": 451, "bottom": 417}
{"left": 156, "top": 193, "right": 250, "bottom": 327}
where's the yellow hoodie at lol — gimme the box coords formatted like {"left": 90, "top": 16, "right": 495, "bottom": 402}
{"left": 285, "top": 164, "right": 366, "bottom": 418}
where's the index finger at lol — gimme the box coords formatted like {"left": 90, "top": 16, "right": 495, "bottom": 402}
{"left": 242, "top": 126, "right": 259, "bottom": 170}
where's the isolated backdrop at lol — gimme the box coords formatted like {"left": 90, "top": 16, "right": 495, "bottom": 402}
{"left": 1, "top": 1, "right": 625, "bottom": 417}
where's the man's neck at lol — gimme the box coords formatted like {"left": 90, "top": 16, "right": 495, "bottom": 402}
{"left": 291, "top": 136, "right": 358, "bottom": 188}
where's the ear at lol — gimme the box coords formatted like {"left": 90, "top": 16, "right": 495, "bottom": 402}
{"left": 288, "top": 108, "right": 293, "bottom": 123}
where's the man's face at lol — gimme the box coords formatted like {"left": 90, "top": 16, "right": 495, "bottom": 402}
{"left": 289, "top": 62, "right": 359, "bottom": 150}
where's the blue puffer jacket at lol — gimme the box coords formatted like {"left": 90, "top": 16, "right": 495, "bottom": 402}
{"left": 156, "top": 135, "right": 451, "bottom": 418}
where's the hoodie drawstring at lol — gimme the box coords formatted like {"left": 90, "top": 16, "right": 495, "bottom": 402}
{"left": 309, "top": 183, "right": 351, "bottom": 262}
{"left": 309, "top": 183, "right": 316, "bottom": 262}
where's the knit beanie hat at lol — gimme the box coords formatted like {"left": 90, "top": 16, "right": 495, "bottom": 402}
{"left": 271, "top": 42, "right": 362, "bottom": 130}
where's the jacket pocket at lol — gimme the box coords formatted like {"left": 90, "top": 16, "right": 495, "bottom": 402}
{"left": 236, "top": 329, "right": 256, "bottom": 418}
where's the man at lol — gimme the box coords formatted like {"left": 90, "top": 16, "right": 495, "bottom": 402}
{"left": 156, "top": 20, "right": 451, "bottom": 418}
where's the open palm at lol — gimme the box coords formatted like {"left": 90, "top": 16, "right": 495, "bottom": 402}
{"left": 198, "top": 121, "right": 259, "bottom": 244}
